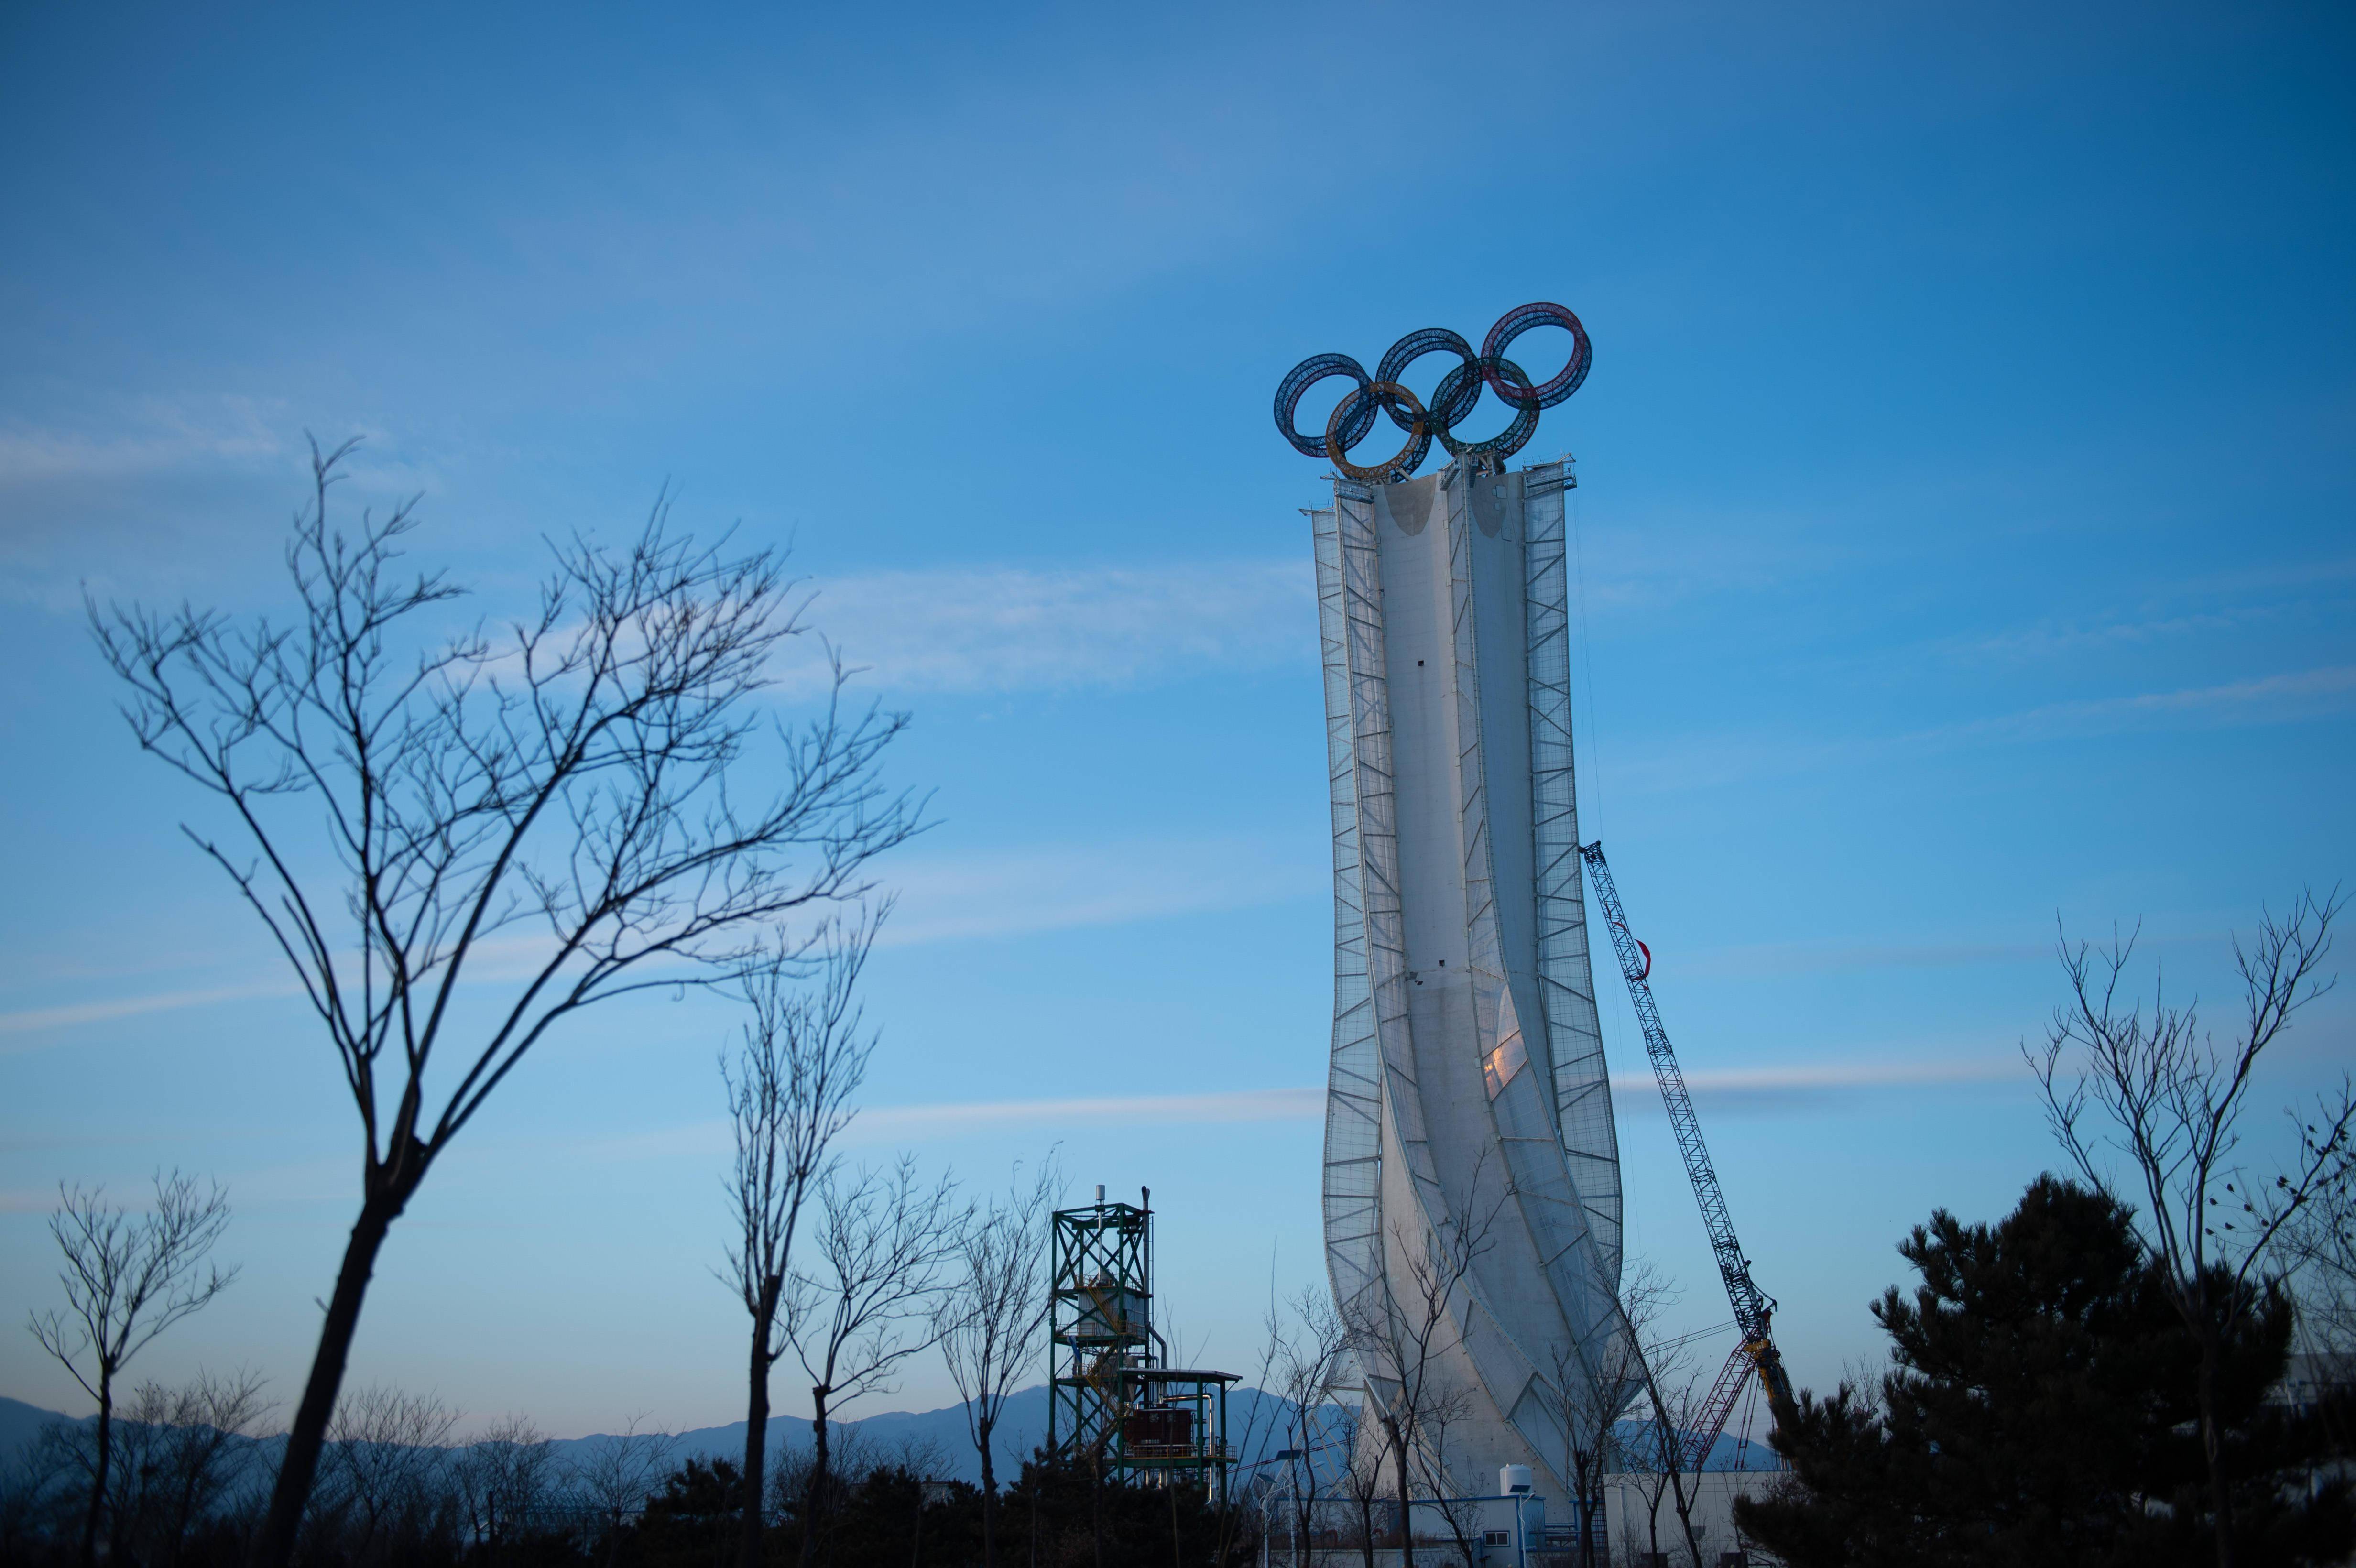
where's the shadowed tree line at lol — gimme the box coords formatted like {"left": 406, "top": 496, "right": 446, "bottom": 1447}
{"left": 0, "top": 1413, "right": 1245, "bottom": 1568}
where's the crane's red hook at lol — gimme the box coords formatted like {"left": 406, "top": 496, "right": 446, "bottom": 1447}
{"left": 1610, "top": 918, "right": 1654, "bottom": 982}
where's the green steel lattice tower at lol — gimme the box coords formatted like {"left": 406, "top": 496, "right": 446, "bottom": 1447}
{"left": 1045, "top": 1190, "right": 1233, "bottom": 1500}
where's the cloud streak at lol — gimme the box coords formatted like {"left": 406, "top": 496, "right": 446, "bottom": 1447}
{"left": 591, "top": 1056, "right": 2023, "bottom": 1162}
{"left": 1615, "top": 1056, "right": 2021, "bottom": 1108}
{"left": 777, "top": 561, "right": 1315, "bottom": 697}
{"left": 879, "top": 835, "right": 1318, "bottom": 947}
{"left": 0, "top": 397, "right": 289, "bottom": 487}
{"left": 0, "top": 981, "right": 303, "bottom": 1037}
{"left": 0, "top": 835, "right": 1320, "bottom": 1041}
{"left": 1616, "top": 664, "right": 2356, "bottom": 795}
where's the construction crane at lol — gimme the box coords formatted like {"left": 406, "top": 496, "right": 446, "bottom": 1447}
{"left": 1579, "top": 841, "right": 1795, "bottom": 1473}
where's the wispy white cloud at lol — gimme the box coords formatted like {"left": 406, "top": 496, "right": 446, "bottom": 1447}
{"left": 881, "top": 835, "right": 1318, "bottom": 947}
{"left": 1685, "top": 924, "right": 2242, "bottom": 980}
{"left": 847, "top": 1087, "right": 1321, "bottom": 1145}
{"left": 775, "top": 562, "right": 1315, "bottom": 697}
{"left": 1617, "top": 1057, "right": 2018, "bottom": 1097}
{"left": 594, "top": 1056, "right": 2025, "bottom": 1160}
{"left": 0, "top": 980, "right": 303, "bottom": 1038}
{"left": 1613, "top": 1054, "right": 2028, "bottom": 1115}
{"left": 0, "top": 396, "right": 289, "bottom": 486}
{"left": 1961, "top": 664, "right": 2356, "bottom": 737}
{"left": 1954, "top": 610, "right": 2249, "bottom": 662}
{"left": 585, "top": 1087, "right": 1322, "bottom": 1163}
{"left": 1683, "top": 939, "right": 2048, "bottom": 978}
{"left": 1616, "top": 664, "right": 2356, "bottom": 795}
{"left": 0, "top": 835, "right": 1319, "bottom": 1041}
{"left": 0, "top": 400, "right": 440, "bottom": 614}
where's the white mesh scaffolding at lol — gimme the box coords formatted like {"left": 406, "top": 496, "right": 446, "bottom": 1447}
{"left": 1312, "top": 497, "right": 1383, "bottom": 1322}
{"left": 1315, "top": 457, "right": 1630, "bottom": 1495}
{"left": 1522, "top": 462, "right": 1624, "bottom": 1285}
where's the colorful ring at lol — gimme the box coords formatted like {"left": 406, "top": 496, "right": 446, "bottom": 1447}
{"left": 1430, "top": 357, "right": 1540, "bottom": 461}
{"left": 1276, "top": 304, "right": 1590, "bottom": 478}
{"left": 1275, "top": 353, "right": 1378, "bottom": 460}
{"left": 1481, "top": 302, "right": 1591, "bottom": 410}
{"left": 1325, "top": 381, "right": 1431, "bottom": 483}
{"left": 1375, "top": 328, "right": 1483, "bottom": 433}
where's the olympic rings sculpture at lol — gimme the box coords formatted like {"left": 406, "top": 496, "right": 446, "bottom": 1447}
{"left": 1273, "top": 302, "right": 1592, "bottom": 483}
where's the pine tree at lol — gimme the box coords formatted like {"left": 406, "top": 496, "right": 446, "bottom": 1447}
{"left": 1735, "top": 1176, "right": 2352, "bottom": 1567}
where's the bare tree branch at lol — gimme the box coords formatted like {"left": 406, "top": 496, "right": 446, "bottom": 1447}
{"left": 2026, "top": 887, "right": 2354, "bottom": 1568}
{"left": 26, "top": 1171, "right": 237, "bottom": 1568}
{"left": 1336, "top": 1151, "right": 1505, "bottom": 1568}
{"left": 719, "top": 914, "right": 880, "bottom": 1568}
{"left": 786, "top": 1158, "right": 965, "bottom": 1567}
{"left": 1544, "top": 1260, "right": 1669, "bottom": 1568}
{"left": 86, "top": 442, "right": 924, "bottom": 1568}
{"left": 935, "top": 1156, "right": 1059, "bottom": 1568}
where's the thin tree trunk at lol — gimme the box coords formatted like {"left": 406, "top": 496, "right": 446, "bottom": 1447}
{"left": 252, "top": 1195, "right": 399, "bottom": 1568}
{"left": 1390, "top": 1426, "right": 1414, "bottom": 1568}
{"left": 2200, "top": 1333, "right": 2235, "bottom": 1568}
{"left": 78, "top": 1370, "right": 114, "bottom": 1568}
{"left": 796, "top": 1387, "right": 832, "bottom": 1568}
{"left": 1667, "top": 1468, "right": 1703, "bottom": 1568}
{"left": 1358, "top": 1494, "right": 1375, "bottom": 1568}
{"left": 167, "top": 1467, "right": 201, "bottom": 1568}
{"left": 740, "top": 1275, "right": 781, "bottom": 1568}
{"left": 1583, "top": 1462, "right": 1599, "bottom": 1568}
{"left": 976, "top": 1415, "right": 996, "bottom": 1568}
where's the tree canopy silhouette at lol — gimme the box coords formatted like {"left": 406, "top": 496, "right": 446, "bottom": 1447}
{"left": 1736, "top": 1176, "right": 2352, "bottom": 1567}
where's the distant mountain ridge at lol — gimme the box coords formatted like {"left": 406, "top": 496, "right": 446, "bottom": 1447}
{"left": 1, "top": 1387, "right": 1303, "bottom": 1488}
{"left": 3, "top": 1389, "right": 1778, "bottom": 1487}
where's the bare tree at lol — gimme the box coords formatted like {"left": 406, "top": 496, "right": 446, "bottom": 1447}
{"left": 0, "top": 1424, "right": 80, "bottom": 1567}
{"left": 1625, "top": 1329, "right": 1711, "bottom": 1568}
{"left": 1332, "top": 1399, "right": 1385, "bottom": 1568}
{"left": 1339, "top": 1160, "right": 1505, "bottom": 1568}
{"left": 1206, "top": 1304, "right": 1294, "bottom": 1568}
{"left": 935, "top": 1157, "right": 1058, "bottom": 1568}
{"left": 722, "top": 917, "right": 882, "bottom": 1568}
{"left": 318, "top": 1386, "right": 461, "bottom": 1568}
{"left": 2288, "top": 1156, "right": 2356, "bottom": 1361}
{"left": 1267, "top": 1285, "right": 1350, "bottom": 1568}
{"left": 88, "top": 442, "right": 923, "bottom": 1568}
{"left": 1545, "top": 1262, "right": 1669, "bottom": 1568}
{"left": 453, "top": 1415, "right": 557, "bottom": 1562}
{"left": 103, "top": 1369, "right": 272, "bottom": 1568}
{"left": 567, "top": 1417, "right": 676, "bottom": 1568}
{"left": 26, "top": 1170, "right": 237, "bottom": 1568}
{"left": 2029, "top": 891, "right": 2356, "bottom": 1568}
{"left": 786, "top": 1157, "right": 964, "bottom": 1567}
{"left": 1413, "top": 1383, "right": 1483, "bottom": 1568}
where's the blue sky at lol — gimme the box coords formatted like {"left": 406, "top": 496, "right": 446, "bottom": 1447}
{"left": 2, "top": 0, "right": 2352, "bottom": 1442}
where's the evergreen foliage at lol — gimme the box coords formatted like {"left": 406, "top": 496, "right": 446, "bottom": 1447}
{"left": 1734, "top": 1176, "right": 2354, "bottom": 1567}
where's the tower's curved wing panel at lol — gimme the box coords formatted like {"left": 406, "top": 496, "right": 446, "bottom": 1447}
{"left": 1317, "top": 458, "right": 1632, "bottom": 1501}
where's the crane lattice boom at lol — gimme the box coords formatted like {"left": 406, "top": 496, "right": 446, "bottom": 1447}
{"left": 1580, "top": 841, "right": 1794, "bottom": 1470}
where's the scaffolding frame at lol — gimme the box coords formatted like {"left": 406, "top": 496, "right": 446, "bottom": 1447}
{"left": 1045, "top": 1192, "right": 1236, "bottom": 1501}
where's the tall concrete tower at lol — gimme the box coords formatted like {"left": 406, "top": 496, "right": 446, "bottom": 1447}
{"left": 1310, "top": 454, "right": 1631, "bottom": 1505}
